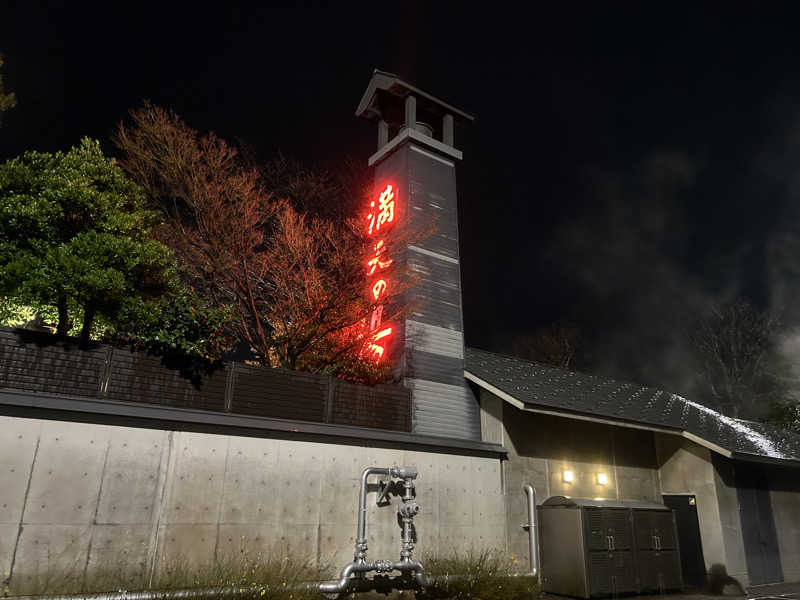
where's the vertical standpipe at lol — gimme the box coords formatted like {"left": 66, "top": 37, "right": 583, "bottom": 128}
{"left": 522, "top": 483, "right": 539, "bottom": 576}
{"left": 318, "top": 465, "right": 427, "bottom": 595}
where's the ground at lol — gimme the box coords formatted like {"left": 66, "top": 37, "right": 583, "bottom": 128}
{"left": 538, "top": 582, "right": 800, "bottom": 600}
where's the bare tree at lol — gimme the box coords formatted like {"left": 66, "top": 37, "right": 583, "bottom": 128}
{"left": 511, "top": 321, "right": 582, "bottom": 369}
{"left": 689, "top": 301, "right": 784, "bottom": 419}
{"left": 115, "top": 103, "right": 422, "bottom": 382}
{"left": 261, "top": 201, "right": 412, "bottom": 379}
{"left": 116, "top": 102, "right": 275, "bottom": 358}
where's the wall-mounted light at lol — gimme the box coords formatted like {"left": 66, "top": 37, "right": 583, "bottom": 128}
{"left": 562, "top": 470, "right": 574, "bottom": 483}
{"left": 596, "top": 472, "right": 608, "bottom": 486}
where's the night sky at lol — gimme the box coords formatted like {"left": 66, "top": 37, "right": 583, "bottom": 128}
{"left": 3, "top": 2, "right": 800, "bottom": 396}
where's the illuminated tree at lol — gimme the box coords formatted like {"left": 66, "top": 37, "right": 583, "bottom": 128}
{"left": 0, "top": 139, "right": 174, "bottom": 343}
{"left": 116, "top": 103, "right": 274, "bottom": 357}
{"left": 115, "top": 103, "right": 421, "bottom": 382}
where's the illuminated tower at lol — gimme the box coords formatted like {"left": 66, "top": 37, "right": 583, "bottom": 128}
{"left": 356, "top": 70, "right": 480, "bottom": 440}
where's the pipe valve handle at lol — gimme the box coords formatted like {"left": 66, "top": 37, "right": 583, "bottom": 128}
{"left": 399, "top": 501, "right": 420, "bottom": 518}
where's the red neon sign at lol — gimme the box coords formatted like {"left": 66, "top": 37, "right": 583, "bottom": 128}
{"left": 367, "top": 327, "right": 392, "bottom": 360}
{"left": 366, "top": 240, "right": 393, "bottom": 276}
{"left": 367, "top": 184, "right": 395, "bottom": 235}
{"left": 372, "top": 279, "right": 387, "bottom": 301}
{"left": 369, "top": 305, "right": 383, "bottom": 331}
{"left": 363, "top": 183, "right": 398, "bottom": 363}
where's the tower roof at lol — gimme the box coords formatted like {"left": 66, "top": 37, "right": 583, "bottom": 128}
{"left": 356, "top": 69, "right": 474, "bottom": 123}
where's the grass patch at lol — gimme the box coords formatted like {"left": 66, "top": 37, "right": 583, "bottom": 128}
{"left": 8, "top": 551, "right": 326, "bottom": 599}
{"left": 7, "top": 550, "right": 537, "bottom": 600}
{"left": 150, "top": 552, "right": 326, "bottom": 599}
{"left": 419, "top": 550, "right": 538, "bottom": 600}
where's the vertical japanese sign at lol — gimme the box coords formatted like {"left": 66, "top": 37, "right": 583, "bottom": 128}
{"left": 364, "top": 183, "right": 396, "bottom": 361}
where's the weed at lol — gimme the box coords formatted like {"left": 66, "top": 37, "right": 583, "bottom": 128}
{"left": 8, "top": 549, "right": 536, "bottom": 600}
{"left": 419, "top": 550, "right": 538, "bottom": 600}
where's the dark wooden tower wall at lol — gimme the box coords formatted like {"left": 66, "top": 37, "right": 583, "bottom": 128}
{"left": 357, "top": 70, "right": 480, "bottom": 440}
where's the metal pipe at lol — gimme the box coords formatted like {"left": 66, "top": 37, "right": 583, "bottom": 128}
{"left": 355, "top": 466, "right": 392, "bottom": 564}
{"left": 6, "top": 585, "right": 278, "bottom": 600}
{"left": 522, "top": 483, "right": 538, "bottom": 577}
{"left": 316, "top": 559, "right": 427, "bottom": 595}
{"left": 316, "top": 561, "right": 373, "bottom": 594}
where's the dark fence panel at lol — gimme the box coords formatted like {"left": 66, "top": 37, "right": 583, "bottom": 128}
{"left": 106, "top": 349, "right": 227, "bottom": 412}
{"left": 0, "top": 328, "right": 107, "bottom": 398}
{"left": 0, "top": 327, "right": 411, "bottom": 432}
{"left": 231, "top": 364, "right": 327, "bottom": 422}
{"left": 331, "top": 379, "right": 412, "bottom": 431}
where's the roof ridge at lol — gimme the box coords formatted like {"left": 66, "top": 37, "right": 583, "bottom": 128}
{"left": 466, "top": 345, "right": 661, "bottom": 391}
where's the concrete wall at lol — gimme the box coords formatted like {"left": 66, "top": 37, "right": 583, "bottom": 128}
{"left": 655, "top": 435, "right": 748, "bottom": 585}
{"left": 710, "top": 456, "right": 750, "bottom": 585}
{"left": 0, "top": 415, "right": 504, "bottom": 595}
{"left": 479, "top": 390, "right": 661, "bottom": 568}
{"left": 767, "top": 465, "right": 800, "bottom": 584}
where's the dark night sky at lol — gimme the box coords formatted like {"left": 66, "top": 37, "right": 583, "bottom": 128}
{"left": 4, "top": 2, "right": 800, "bottom": 395}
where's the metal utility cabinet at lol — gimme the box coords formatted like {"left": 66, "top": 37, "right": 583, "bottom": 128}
{"left": 538, "top": 496, "right": 682, "bottom": 598}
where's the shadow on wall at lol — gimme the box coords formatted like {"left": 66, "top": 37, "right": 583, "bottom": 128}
{"left": 707, "top": 564, "right": 746, "bottom": 596}
{"left": 504, "top": 405, "right": 659, "bottom": 469}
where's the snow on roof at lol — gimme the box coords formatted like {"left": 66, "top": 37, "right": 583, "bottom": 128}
{"left": 673, "top": 394, "right": 785, "bottom": 459}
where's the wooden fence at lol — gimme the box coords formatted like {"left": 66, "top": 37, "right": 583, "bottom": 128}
{"left": 0, "top": 327, "right": 411, "bottom": 432}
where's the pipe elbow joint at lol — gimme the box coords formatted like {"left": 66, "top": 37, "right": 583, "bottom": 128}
{"left": 391, "top": 466, "right": 418, "bottom": 480}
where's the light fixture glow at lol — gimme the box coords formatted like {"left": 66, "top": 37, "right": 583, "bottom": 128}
{"left": 596, "top": 472, "right": 608, "bottom": 486}
{"left": 562, "top": 470, "right": 574, "bottom": 483}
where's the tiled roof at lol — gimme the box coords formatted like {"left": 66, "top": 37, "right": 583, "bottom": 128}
{"left": 465, "top": 346, "right": 800, "bottom": 463}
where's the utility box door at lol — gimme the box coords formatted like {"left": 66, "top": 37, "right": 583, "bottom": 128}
{"left": 540, "top": 507, "right": 589, "bottom": 598}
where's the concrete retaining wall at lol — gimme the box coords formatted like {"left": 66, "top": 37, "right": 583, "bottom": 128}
{"left": 0, "top": 415, "right": 505, "bottom": 595}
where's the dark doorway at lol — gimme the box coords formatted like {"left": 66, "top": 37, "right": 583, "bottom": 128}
{"left": 663, "top": 494, "right": 707, "bottom": 588}
{"left": 736, "top": 463, "right": 783, "bottom": 585}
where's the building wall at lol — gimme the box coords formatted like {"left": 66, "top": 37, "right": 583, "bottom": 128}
{"left": 654, "top": 435, "right": 749, "bottom": 585}
{"left": 655, "top": 436, "right": 800, "bottom": 587}
{"left": 711, "top": 456, "right": 752, "bottom": 585}
{"left": 479, "top": 390, "right": 662, "bottom": 569}
{"left": 768, "top": 465, "right": 800, "bottom": 583}
{"left": 0, "top": 415, "right": 504, "bottom": 595}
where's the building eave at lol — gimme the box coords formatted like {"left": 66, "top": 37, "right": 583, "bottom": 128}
{"left": 466, "top": 369, "right": 737, "bottom": 458}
